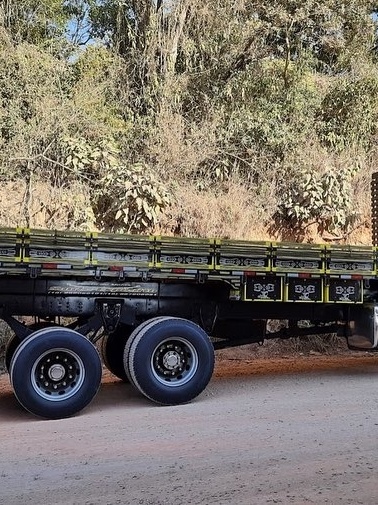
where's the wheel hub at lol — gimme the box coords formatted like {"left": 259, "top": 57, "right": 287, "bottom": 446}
{"left": 163, "top": 350, "right": 181, "bottom": 370}
{"left": 155, "top": 343, "right": 186, "bottom": 377}
{"left": 48, "top": 363, "right": 66, "bottom": 381}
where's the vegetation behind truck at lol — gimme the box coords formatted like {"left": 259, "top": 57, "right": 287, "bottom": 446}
{"left": 1, "top": 174, "right": 378, "bottom": 419}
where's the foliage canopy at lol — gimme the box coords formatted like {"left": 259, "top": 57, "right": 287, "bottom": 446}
{"left": 0, "top": 0, "right": 377, "bottom": 239}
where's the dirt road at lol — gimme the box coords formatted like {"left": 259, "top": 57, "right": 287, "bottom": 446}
{"left": 1, "top": 354, "right": 378, "bottom": 505}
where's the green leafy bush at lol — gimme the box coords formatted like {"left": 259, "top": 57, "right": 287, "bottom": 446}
{"left": 279, "top": 166, "right": 358, "bottom": 231}
{"left": 95, "top": 163, "right": 171, "bottom": 233}
{"left": 62, "top": 136, "right": 119, "bottom": 179}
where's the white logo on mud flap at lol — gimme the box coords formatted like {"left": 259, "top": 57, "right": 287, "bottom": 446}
{"left": 254, "top": 283, "right": 275, "bottom": 299}
{"left": 335, "top": 285, "right": 355, "bottom": 301}
{"left": 294, "top": 284, "right": 316, "bottom": 300}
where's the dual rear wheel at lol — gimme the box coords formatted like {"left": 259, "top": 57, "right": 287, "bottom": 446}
{"left": 123, "top": 317, "right": 214, "bottom": 405}
{"left": 8, "top": 317, "right": 215, "bottom": 419}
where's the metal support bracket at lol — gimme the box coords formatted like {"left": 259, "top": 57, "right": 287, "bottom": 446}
{"left": 99, "top": 300, "right": 123, "bottom": 333}
{"left": 0, "top": 310, "right": 33, "bottom": 340}
{"left": 75, "top": 312, "right": 104, "bottom": 342}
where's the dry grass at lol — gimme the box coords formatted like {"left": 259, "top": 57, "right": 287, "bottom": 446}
{"left": 157, "top": 178, "right": 275, "bottom": 240}
{"left": 0, "top": 179, "right": 95, "bottom": 230}
{"left": 149, "top": 105, "right": 220, "bottom": 181}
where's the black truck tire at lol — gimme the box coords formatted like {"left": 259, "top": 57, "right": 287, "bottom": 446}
{"left": 101, "top": 326, "right": 133, "bottom": 382}
{"left": 10, "top": 327, "right": 102, "bottom": 419}
{"left": 124, "top": 317, "right": 214, "bottom": 405}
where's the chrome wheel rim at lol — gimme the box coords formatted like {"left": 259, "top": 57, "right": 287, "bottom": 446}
{"left": 151, "top": 338, "right": 199, "bottom": 387}
{"left": 31, "top": 348, "right": 85, "bottom": 401}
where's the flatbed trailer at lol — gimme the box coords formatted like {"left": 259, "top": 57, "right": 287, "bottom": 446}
{"left": 1, "top": 175, "right": 378, "bottom": 419}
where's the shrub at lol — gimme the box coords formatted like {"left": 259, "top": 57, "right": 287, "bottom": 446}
{"left": 94, "top": 163, "right": 171, "bottom": 233}
{"left": 279, "top": 165, "right": 358, "bottom": 232}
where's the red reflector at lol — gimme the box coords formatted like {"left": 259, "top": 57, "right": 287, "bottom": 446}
{"left": 109, "top": 266, "right": 123, "bottom": 271}
{"left": 244, "top": 271, "right": 256, "bottom": 277}
{"left": 171, "top": 268, "right": 185, "bottom": 274}
{"left": 42, "top": 263, "right": 57, "bottom": 269}
{"left": 299, "top": 273, "right": 311, "bottom": 278}
{"left": 351, "top": 275, "right": 362, "bottom": 280}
